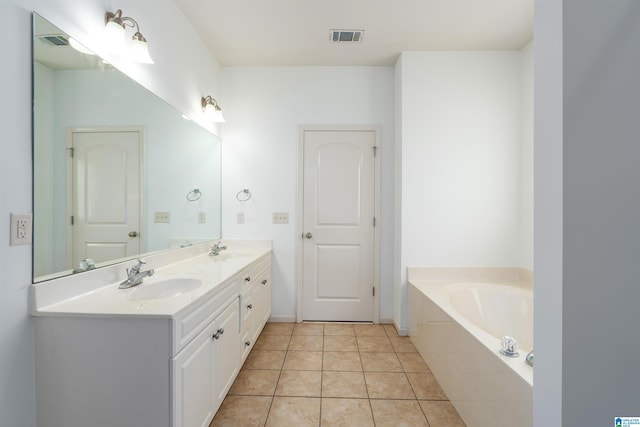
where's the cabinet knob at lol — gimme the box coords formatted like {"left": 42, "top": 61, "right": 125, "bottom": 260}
{"left": 244, "top": 276, "right": 251, "bottom": 282}
{"left": 245, "top": 341, "right": 251, "bottom": 346}
{"left": 261, "top": 279, "right": 268, "bottom": 285}
{"left": 213, "top": 327, "right": 225, "bottom": 340}
{"left": 247, "top": 304, "right": 253, "bottom": 309}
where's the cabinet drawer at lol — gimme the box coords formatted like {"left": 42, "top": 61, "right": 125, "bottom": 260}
{"left": 173, "top": 278, "right": 238, "bottom": 355}
{"left": 239, "top": 329, "right": 253, "bottom": 363}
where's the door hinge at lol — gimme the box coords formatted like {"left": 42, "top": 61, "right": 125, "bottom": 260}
{"left": 373, "top": 217, "right": 376, "bottom": 227}
{"left": 68, "top": 147, "right": 74, "bottom": 158}
{"left": 70, "top": 215, "right": 74, "bottom": 225}
{"left": 373, "top": 146, "right": 377, "bottom": 157}
{"left": 373, "top": 286, "right": 376, "bottom": 297}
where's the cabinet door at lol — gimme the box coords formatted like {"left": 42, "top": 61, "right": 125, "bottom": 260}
{"left": 212, "top": 300, "right": 240, "bottom": 413}
{"left": 172, "top": 323, "right": 215, "bottom": 427}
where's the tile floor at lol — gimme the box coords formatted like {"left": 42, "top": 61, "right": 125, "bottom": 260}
{"left": 210, "top": 322, "right": 466, "bottom": 426}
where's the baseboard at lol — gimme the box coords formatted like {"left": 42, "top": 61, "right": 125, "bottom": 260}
{"left": 393, "top": 320, "right": 409, "bottom": 337}
{"left": 379, "top": 318, "right": 394, "bottom": 324}
{"left": 268, "top": 315, "right": 296, "bottom": 323}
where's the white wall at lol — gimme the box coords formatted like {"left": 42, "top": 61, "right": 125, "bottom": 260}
{"left": 394, "top": 51, "right": 527, "bottom": 330}
{"left": 537, "top": 0, "right": 640, "bottom": 425}
{"left": 0, "top": 0, "right": 222, "bottom": 425}
{"left": 220, "top": 66, "right": 395, "bottom": 321}
{"left": 533, "top": 0, "right": 563, "bottom": 424}
{"left": 520, "top": 42, "right": 534, "bottom": 271}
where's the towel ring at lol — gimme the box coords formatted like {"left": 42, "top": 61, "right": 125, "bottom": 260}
{"left": 236, "top": 188, "right": 252, "bottom": 202}
{"left": 186, "top": 189, "right": 201, "bottom": 201}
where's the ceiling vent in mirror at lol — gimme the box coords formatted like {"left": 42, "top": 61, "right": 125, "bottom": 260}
{"left": 38, "top": 34, "right": 69, "bottom": 47}
{"left": 329, "top": 29, "right": 364, "bottom": 43}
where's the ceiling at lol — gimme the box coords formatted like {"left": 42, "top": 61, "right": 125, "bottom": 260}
{"left": 175, "top": 0, "right": 534, "bottom": 66}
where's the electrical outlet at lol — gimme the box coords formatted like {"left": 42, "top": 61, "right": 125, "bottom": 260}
{"left": 198, "top": 212, "right": 206, "bottom": 223}
{"left": 154, "top": 211, "right": 171, "bottom": 223}
{"left": 237, "top": 212, "right": 245, "bottom": 224}
{"left": 272, "top": 212, "right": 289, "bottom": 224}
{"left": 10, "top": 213, "right": 32, "bottom": 246}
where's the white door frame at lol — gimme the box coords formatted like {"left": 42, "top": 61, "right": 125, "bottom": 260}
{"left": 296, "top": 125, "right": 381, "bottom": 323}
{"left": 65, "top": 126, "right": 145, "bottom": 270}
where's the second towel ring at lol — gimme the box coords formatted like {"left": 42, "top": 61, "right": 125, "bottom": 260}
{"left": 236, "top": 188, "right": 252, "bottom": 202}
{"left": 186, "top": 189, "right": 201, "bottom": 201}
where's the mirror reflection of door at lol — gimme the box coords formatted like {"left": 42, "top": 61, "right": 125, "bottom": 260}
{"left": 68, "top": 128, "right": 143, "bottom": 269}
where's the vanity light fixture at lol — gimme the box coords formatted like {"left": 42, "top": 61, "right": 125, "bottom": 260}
{"left": 201, "top": 96, "right": 225, "bottom": 122}
{"left": 104, "top": 9, "right": 154, "bottom": 64}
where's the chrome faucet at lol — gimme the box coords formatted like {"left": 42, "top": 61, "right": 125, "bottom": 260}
{"left": 119, "top": 259, "right": 154, "bottom": 289}
{"left": 209, "top": 241, "right": 228, "bottom": 256}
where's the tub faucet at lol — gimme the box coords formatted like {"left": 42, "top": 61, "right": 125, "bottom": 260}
{"left": 119, "top": 259, "right": 154, "bottom": 289}
{"left": 209, "top": 241, "right": 228, "bottom": 256}
{"left": 499, "top": 336, "right": 520, "bottom": 358}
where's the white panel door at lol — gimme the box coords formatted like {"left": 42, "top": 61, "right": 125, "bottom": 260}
{"left": 302, "top": 130, "right": 375, "bottom": 321}
{"left": 71, "top": 130, "right": 141, "bottom": 266}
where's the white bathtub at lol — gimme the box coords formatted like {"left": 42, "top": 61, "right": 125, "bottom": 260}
{"left": 408, "top": 279, "right": 533, "bottom": 427}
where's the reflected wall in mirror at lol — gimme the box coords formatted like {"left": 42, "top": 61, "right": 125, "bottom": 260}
{"left": 32, "top": 13, "right": 221, "bottom": 282}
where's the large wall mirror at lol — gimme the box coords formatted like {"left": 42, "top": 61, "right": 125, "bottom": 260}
{"left": 32, "top": 13, "right": 221, "bottom": 283}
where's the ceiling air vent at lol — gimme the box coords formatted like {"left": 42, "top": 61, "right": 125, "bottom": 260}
{"left": 38, "top": 34, "right": 70, "bottom": 47}
{"left": 330, "top": 29, "right": 364, "bottom": 43}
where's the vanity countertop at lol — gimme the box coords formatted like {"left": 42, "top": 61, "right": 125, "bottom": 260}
{"left": 32, "top": 247, "right": 271, "bottom": 319}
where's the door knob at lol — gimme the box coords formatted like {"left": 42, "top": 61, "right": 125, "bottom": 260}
{"left": 305, "top": 232, "right": 313, "bottom": 239}
{"left": 128, "top": 231, "right": 138, "bottom": 238}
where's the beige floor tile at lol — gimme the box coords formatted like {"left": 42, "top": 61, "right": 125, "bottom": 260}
{"left": 293, "top": 323, "right": 325, "bottom": 335}
{"left": 323, "top": 351, "right": 362, "bottom": 371}
{"left": 407, "top": 372, "right": 448, "bottom": 400}
{"left": 322, "top": 371, "right": 368, "bottom": 398}
{"left": 360, "top": 352, "right": 403, "bottom": 372}
{"left": 266, "top": 396, "right": 321, "bottom": 427}
{"left": 283, "top": 351, "right": 323, "bottom": 371}
{"left": 397, "top": 352, "right": 430, "bottom": 373}
{"left": 323, "top": 323, "right": 355, "bottom": 336}
{"left": 262, "top": 323, "right": 295, "bottom": 335}
{"left": 420, "top": 401, "right": 466, "bottom": 426}
{"left": 389, "top": 336, "right": 418, "bottom": 353}
{"left": 243, "top": 350, "right": 286, "bottom": 370}
{"left": 364, "top": 372, "right": 416, "bottom": 399}
{"left": 370, "top": 399, "right": 429, "bottom": 427}
{"left": 275, "top": 370, "right": 322, "bottom": 397}
{"left": 228, "top": 369, "right": 280, "bottom": 396}
{"left": 324, "top": 335, "right": 358, "bottom": 352}
{"left": 356, "top": 336, "right": 393, "bottom": 352}
{"left": 289, "top": 335, "right": 324, "bottom": 351}
{"left": 254, "top": 334, "right": 291, "bottom": 351}
{"left": 382, "top": 324, "right": 399, "bottom": 337}
{"left": 320, "top": 398, "right": 374, "bottom": 427}
{"left": 210, "top": 395, "right": 272, "bottom": 426}
{"left": 354, "top": 324, "right": 387, "bottom": 336}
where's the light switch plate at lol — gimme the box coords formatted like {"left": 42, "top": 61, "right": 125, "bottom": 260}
{"left": 272, "top": 212, "right": 289, "bottom": 224}
{"left": 237, "top": 212, "right": 245, "bottom": 224}
{"left": 154, "top": 211, "right": 170, "bottom": 223}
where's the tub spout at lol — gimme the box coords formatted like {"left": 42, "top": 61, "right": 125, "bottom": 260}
{"left": 525, "top": 350, "right": 534, "bottom": 367}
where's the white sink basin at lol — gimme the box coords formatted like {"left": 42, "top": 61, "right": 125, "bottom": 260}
{"left": 130, "top": 277, "right": 202, "bottom": 301}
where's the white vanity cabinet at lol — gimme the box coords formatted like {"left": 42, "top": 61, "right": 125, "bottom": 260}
{"left": 239, "top": 255, "right": 272, "bottom": 361}
{"left": 34, "top": 251, "right": 271, "bottom": 427}
{"left": 172, "top": 298, "right": 239, "bottom": 427}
